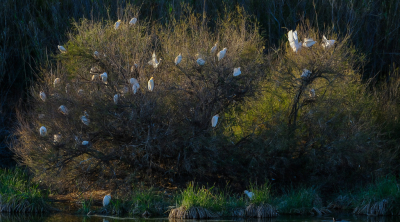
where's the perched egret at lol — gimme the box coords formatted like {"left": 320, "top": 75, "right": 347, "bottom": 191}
{"left": 94, "top": 51, "right": 100, "bottom": 59}
{"left": 39, "top": 126, "right": 47, "bottom": 136}
{"left": 84, "top": 110, "right": 89, "bottom": 117}
{"left": 53, "top": 133, "right": 62, "bottom": 143}
{"left": 197, "top": 58, "right": 206, "bottom": 66}
{"left": 114, "top": 20, "right": 121, "bottom": 30}
{"left": 82, "top": 141, "right": 89, "bottom": 146}
{"left": 129, "top": 78, "right": 140, "bottom": 94}
{"left": 288, "top": 30, "right": 302, "bottom": 53}
{"left": 100, "top": 72, "right": 108, "bottom": 83}
{"left": 175, "top": 53, "right": 182, "bottom": 65}
{"left": 58, "top": 105, "right": 69, "bottom": 115}
{"left": 303, "top": 38, "right": 316, "bottom": 48}
{"left": 81, "top": 115, "right": 90, "bottom": 126}
{"left": 211, "top": 114, "right": 219, "bottom": 127}
{"left": 58, "top": 45, "right": 67, "bottom": 53}
{"left": 54, "top": 78, "right": 61, "bottom": 88}
{"left": 148, "top": 52, "right": 161, "bottom": 68}
{"left": 322, "top": 35, "right": 335, "bottom": 49}
{"left": 132, "top": 84, "right": 139, "bottom": 94}
{"left": 244, "top": 190, "right": 254, "bottom": 200}
{"left": 65, "top": 83, "right": 70, "bottom": 94}
{"left": 103, "top": 194, "right": 111, "bottom": 207}
{"left": 310, "top": 89, "right": 316, "bottom": 98}
{"left": 92, "top": 74, "right": 99, "bottom": 81}
{"left": 211, "top": 42, "right": 218, "bottom": 53}
{"left": 129, "top": 18, "right": 137, "bottom": 25}
{"left": 217, "top": 48, "right": 227, "bottom": 61}
{"left": 233, "top": 67, "right": 241, "bottom": 77}
{"left": 148, "top": 77, "right": 154, "bottom": 91}
{"left": 39, "top": 91, "right": 46, "bottom": 102}
{"left": 113, "top": 94, "right": 119, "bottom": 104}
{"left": 301, "top": 69, "right": 312, "bottom": 79}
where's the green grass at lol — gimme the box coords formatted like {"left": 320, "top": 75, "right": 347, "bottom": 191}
{"left": 247, "top": 182, "right": 273, "bottom": 205}
{"left": 0, "top": 168, "right": 51, "bottom": 213}
{"left": 129, "top": 186, "right": 167, "bottom": 216}
{"left": 275, "top": 186, "right": 324, "bottom": 215}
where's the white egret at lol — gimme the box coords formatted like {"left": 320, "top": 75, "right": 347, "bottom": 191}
{"left": 148, "top": 52, "right": 161, "bottom": 68}
{"left": 175, "top": 53, "right": 182, "bottom": 65}
{"left": 148, "top": 77, "right": 154, "bottom": 91}
{"left": 197, "top": 58, "right": 206, "bottom": 66}
{"left": 129, "top": 78, "right": 140, "bottom": 94}
{"left": 113, "top": 94, "right": 119, "bottom": 104}
{"left": 82, "top": 141, "right": 89, "bottom": 146}
{"left": 310, "top": 89, "right": 316, "bottom": 98}
{"left": 100, "top": 72, "right": 108, "bottom": 83}
{"left": 322, "top": 35, "right": 335, "bottom": 49}
{"left": 84, "top": 110, "right": 89, "bottom": 117}
{"left": 39, "top": 126, "right": 47, "bottom": 136}
{"left": 233, "top": 67, "right": 241, "bottom": 77}
{"left": 217, "top": 48, "right": 227, "bottom": 61}
{"left": 39, "top": 91, "right": 46, "bottom": 102}
{"left": 94, "top": 51, "right": 100, "bottom": 59}
{"left": 58, "top": 105, "right": 69, "bottom": 115}
{"left": 211, "top": 114, "right": 219, "bottom": 127}
{"left": 65, "top": 83, "right": 70, "bottom": 93}
{"left": 92, "top": 74, "right": 99, "bottom": 81}
{"left": 129, "top": 18, "right": 137, "bottom": 25}
{"left": 58, "top": 45, "right": 67, "bottom": 53}
{"left": 244, "top": 190, "right": 254, "bottom": 200}
{"left": 53, "top": 133, "right": 62, "bottom": 143}
{"left": 114, "top": 20, "right": 121, "bottom": 30}
{"left": 288, "top": 30, "right": 302, "bottom": 53}
{"left": 211, "top": 42, "right": 218, "bottom": 53}
{"left": 132, "top": 84, "right": 139, "bottom": 94}
{"left": 301, "top": 69, "right": 311, "bottom": 79}
{"left": 303, "top": 38, "right": 316, "bottom": 48}
{"left": 81, "top": 115, "right": 90, "bottom": 126}
{"left": 103, "top": 194, "right": 111, "bottom": 207}
{"left": 54, "top": 78, "right": 61, "bottom": 88}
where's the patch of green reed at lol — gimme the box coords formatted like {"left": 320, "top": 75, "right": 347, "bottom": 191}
{"left": 128, "top": 186, "right": 167, "bottom": 216}
{"left": 275, "top": 186, "right": 323, "bottom": 215}
{"left": 247, "top": 182, "right": 273, "bottom": 205}
{"left": 77, "top": 197, "right": 93, "bottom": 214}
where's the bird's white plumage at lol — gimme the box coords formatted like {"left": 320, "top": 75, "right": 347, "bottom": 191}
{"left": 322, "top": 35, "right": 335, "bottom": 49}
{"left": 244, "top": 190, "right": 254, "bottom": 200}
{"left": 82, "top": 141, "right": 89, "bottom": 146}
{"left": 58, "top": 105, "right": 69, "bottom": 115}
{"left": 39, "top": 126, "right": 47, "bottom": 136}
{"left": 130, "top": 78, "right": 140, "bottom": 94}
{"left": 40, "top": 91, "right": 46, "bottom": 102}
{"left": 113, "top": 94, "right": 119, "bottom": 104}
{"left": 217, "top": 48, "right": 227, "bottom": 61}
{"left": 94, "top": 51, "right": 100, "bottom": 59}
{"left": 148, "top": 77, "right": 154, "bottom": 91}
{"left": 100, "top": 72, "right": 108, "bottom": 83}
{"left": 53, "top": 134, "right": 62, "bottom": 143}
{"left": 309, "top": 89, "right": 316, "bottom": 98}
{"left": 288, "top": 30, "right": 302, "bottom": 53}
{"left": 211, "top": 114, "right": 219, "bottom": 127}
{"left": 129, "top": 18, "right": 137, "bottom": 25}
{"left": 148, "top": 52, "right": 161, "bottom": 68}
{"left": 197, "top": 58, "right": 206, "bottom": 66}
{"left": 54, "top": 78, "right": 61, "bottom": 87}
{"left": 58, "top": 45, "right": 67, "bottom": 53}
{"left": 302, "top": 38, "right": 316, "bottom": 48}
{"left": 233, "top": 67, "right": 241, "bottom": 76}
{"left": 103, "top": 194, "right": 111, "bottom": 207}
{"left": 114, "top": 20, "right": 121, "bottom": 30}
{"left": 211, "top": 42, "right": 218, "bottom": 53}
{"left": 81, "top": 115, "right": 90, "bottom": 126}
{"left": 175, "top": 53, "right": 182, "bottom": 65}
{"left": 301, "top": 69, "right": 312, "bottom": 79}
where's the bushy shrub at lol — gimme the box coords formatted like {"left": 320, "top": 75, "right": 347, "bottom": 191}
{"left": 13, "top": 6, "right": 266, "bottom": 191}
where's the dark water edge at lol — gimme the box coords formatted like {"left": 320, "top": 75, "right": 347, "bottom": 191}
{"left": 0, "top": 214, "right": 399, "bottom": 222}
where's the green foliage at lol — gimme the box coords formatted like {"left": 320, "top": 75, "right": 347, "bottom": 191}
{"left": 275, "top": 187, "right": 322, "bottom": 215}
{"left": 247, "top": 182, "right": 272, "bottom": 205}
{"left": 129, "top": 186, "right": 167, "bottom": 215}
{"left": 179, "top": 182, "right": 226, "bottom": 212}
{"left": 77, "top": 197, "right": 93, "bottom": 214}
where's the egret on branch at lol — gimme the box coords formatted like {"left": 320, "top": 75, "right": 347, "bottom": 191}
{"left": 148, "top": 52, "right": 161, "bottom": 68}
{"left": 58, "top": 45, "right": 67, "bottom": 53}
{"left": 322, "top": 35, "right": 335, "bottom": 49}
{"left": 211, "top": 42, "right": 218, "bottom": 53}
{"left": 211, "top": 114, "right": 219, "bottom": 127}
{"left": 310, "top": 89, "right": 316, "bottom": 98}
{"left": 175, "top": 53, "right": 182, "bottom": 65}
{"left": 129, "top": 18, "right": 137, "bottom": 25}
{"left": 148, "top": 77, "right": 154, "bottom": 91}
{"left": 53, "top": 133, "right": 62, "bottom": 143}
{"left": 40, "top": 91, "right": 46, "bottom": 102}
{"left": 100, "top": 72, "right": 108, "bottom": 83}
{"left": 301, "top": 69, "right": 311, "bottom": 79}
{"left": 94, "top": 51, "right": 100, "bottom": 59}
{"left": 54, "top": 78, "right": 61, "bottom": 88}
{"left": 288, "top": 30, "right": 302, "bottom": 53}
{"left": 233, "top": 67, "right": 241, "bottom": 77}
{"left": 58, "top": 105, "right": 69, "bottom": 115}
{"left": 217, "top": 48, "right": 227, "bottom": 61}
{"left": 130, "top": 78, "right": 140, "bottom": 94}
{"left": 113, "top": 94, "right": 119, "bottom": 104}
{"left": 39, "top": 126, "right": 47, "bottom": 136}
{"left": 197, "top": 58, "right": 206, "bottom": 66}
{"left": 81, "top": 115, "right": 90, "bottom": 126}
{"left": 303, "top": 38, "right": 316, "bottom": 48}
{"left": 114, "top": 20, "right": 121, "bottom": 30}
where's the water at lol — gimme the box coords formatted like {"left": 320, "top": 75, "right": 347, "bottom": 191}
{"left": 0, "top": 214, "right": 398, "bottom": 222}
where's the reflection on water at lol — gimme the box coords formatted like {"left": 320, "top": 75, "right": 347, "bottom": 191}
{"left": 0, "top": 214, "right": 399, "bottom": 222}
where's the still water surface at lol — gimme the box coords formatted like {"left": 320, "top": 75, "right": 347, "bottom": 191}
{"left": 0, "top": 214, "right": 399, "bottom": 222}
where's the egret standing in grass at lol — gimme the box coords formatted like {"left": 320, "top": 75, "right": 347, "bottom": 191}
{"left": 54, "top": 78, "right": 61, "bottom": 88}
{"left": 148, "top": 77, "right": 154, "bottom": 91}
{"left": 233, "top": 67, "right": 241, "bottom": 76}
{"left": 322, "top": 35, "right": 335, "bottom": 49}
{"left": 217, "top": 48, "right": 227, "bottom": 61}
{"left": 113, "top": 94, "right": 119, "bottom": 104}
{"left": 148, "top": 52, "right": 161, "bottom": 68}
{"left": 58, "top": 105, "right": 69, "bottom": 115}
{"left": 114, "top": 20, "right": 121, "bottom": 30}
{"left": 301, "top": 69, "right": 311, "bottom": 79}
{"left": 211, "top": 114, "right": 219, "bottom": 127}
{"left": 103, "top": 194, "right": 111, "bottom": 207}
{"left": 39, "top": 126, "right": 47, "bottom": 136}
{"left": 303, "top": 38, "right": 316, "bottom": 48}
{"left": 39, "top": 91, "right": 46, "bottom": 102}
{"left": 211, "top": 42, "right": 218, "bottom": 53}
{"left": 58, "top": 45, "right": 67, "bottom": 53}
{"left": 81, "top": 115, "right": 90, "bottom": 126}
{"left": 100, "top": 72, "right": 108, "bottom": 83}
{"left": 288, "top": 30, "right": 302, "bottom": 53}
{"left": 129, "top": 18, "right": 137, "bottom": 25}
{"left": 175, "top": 53, "right": 182, "bottom": 65}
{"left": 244, "top": 190, "right": 254, "bottom": 200}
